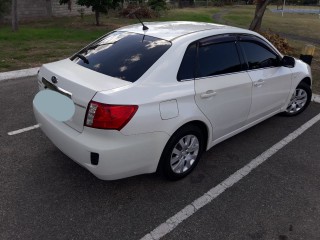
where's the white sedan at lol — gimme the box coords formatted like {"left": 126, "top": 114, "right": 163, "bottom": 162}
{"left": 33, "top": 21, "right": 312, "bottom": 180}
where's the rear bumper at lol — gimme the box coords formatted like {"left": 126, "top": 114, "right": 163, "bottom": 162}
{"left": 33, "top": 103, "right": 170, "bottom": 180}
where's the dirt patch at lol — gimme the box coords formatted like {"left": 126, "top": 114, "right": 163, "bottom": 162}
{"left": 212, "top": 9, "right": 230, "bottom": 24}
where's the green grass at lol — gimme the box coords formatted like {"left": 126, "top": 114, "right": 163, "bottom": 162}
{"left": 222, "top": 7, "right": 254, "bottom": 27}
{"left": 0, "top": 27, "right": 103, "bottom": 41}
{"left": 160, "top": 7, "right": 219, "bottom": 22}
{"left": 0, "top": 24, "right": 107, "bottom": 70}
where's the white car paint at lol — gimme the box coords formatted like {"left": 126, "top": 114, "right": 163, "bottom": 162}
{"left": 247, "top": 66, "right": 292, "bottom": 122}
{"left": 33, "top": 21, "right": 312, "bottom": 180}
{"left": 38, "top": 59, "right": 131, "bottom": 132}
{"left": 34, "top": 105, "right": 170, "bottom": 179}
{"left": 194, "top": 72, "right": 252, "bottom": 141}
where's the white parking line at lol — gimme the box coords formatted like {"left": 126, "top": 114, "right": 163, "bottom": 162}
{"left": 140, "top": 112, "right": 320, "bottom": 240}
{"left": 7, "top": 124, "right": 40, "bottom": 136}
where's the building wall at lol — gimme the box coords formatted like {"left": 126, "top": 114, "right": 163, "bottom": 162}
{"left": 7, "top": 0, "right": 92, "bottom": 21}
{"left": 17, "top": 0, "right": 48, "bottom": 20}
{"left": 51, "top": 0, "right": 92, "bottom": 17}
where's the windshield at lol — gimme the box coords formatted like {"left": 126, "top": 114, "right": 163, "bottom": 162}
{"left": 71, "top": 31, "right": 172, "bottom": 82}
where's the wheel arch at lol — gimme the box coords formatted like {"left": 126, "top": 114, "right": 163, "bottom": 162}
{"left": 300, "top": 77, "right": 311, "bottom": 87}
{"left": 182, "top": 120, "right": 209, "bottom": 151}
{"left": 156, "top": 119, "right": 210, "bottom": 173}
{"left": 167, "top": 120, "right": 210, "bottom": 152}
{"left": 282, "top": 77, "right": 312, "bottom": 116}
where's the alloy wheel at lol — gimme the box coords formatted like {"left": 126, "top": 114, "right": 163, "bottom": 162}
{"left": 286, "top": 88, "right": 308, "bottom": 114}
{"left": 170, "top": 134, "right": 200, "bottom": 174}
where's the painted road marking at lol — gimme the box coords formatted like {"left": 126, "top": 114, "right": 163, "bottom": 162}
{"left": 140, "top": 112, "right": 320, "bottom": 240}
{"left": 7, "top": 124, "right": 40, "bottom": 136}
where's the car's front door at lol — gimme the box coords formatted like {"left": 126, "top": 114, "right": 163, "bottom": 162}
{"left": 194, "top": 35, "right": 252, "bottom": 142}
{"left": 238, "top": 36, "right": 292, "bottom": 123}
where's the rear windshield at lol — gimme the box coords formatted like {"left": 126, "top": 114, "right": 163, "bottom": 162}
{"left": 71, "top": 31, "right": 172, "bottom": 82}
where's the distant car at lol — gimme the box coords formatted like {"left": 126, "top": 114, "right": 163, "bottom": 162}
{"left": 33, "top": 21, "right": 312, "bottom": 180}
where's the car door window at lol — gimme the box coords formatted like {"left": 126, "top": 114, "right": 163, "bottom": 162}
{"left": 240, "top": 41, "right": 279, "bottom": 70}
{"left": 197, "top": 42, "right": 242, "bottom": 78}
{"left": 177, "top": 43, "right": 197, "bottom": 81}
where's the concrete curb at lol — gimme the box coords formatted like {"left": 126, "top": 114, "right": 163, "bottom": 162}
{"left": 1, "top": 67, "right": 320, "bottom": 103}
{"left": 0, "top": 67, "right": 39, "bottom": 82}
{"left": 312, "top": 94, "right": 320, "bottom": 103}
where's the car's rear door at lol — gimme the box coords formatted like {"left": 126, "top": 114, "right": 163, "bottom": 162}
{"left": 238, "top": 35, "right": 292, "bottom": 123}
{"left": 193, "top": 35, "right": 252, "bottom": 141}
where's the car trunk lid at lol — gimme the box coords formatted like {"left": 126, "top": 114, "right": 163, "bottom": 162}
{"left": 38, "top": 59, "right": 131, "bottom": 133}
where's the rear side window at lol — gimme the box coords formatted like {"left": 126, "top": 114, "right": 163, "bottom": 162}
{"left": 71, "top": 32, "right": 171, "bottom": 82}
{"left": 240, "top": 41, "right": 279, "bottom": 70}
{"left": 177, "top": 43, "right": 197, "bottom": 81}
{"left": 197, "top": 42, "right": 241, "bottom": 78}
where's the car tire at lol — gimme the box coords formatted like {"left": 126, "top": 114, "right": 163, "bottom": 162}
{"left": 282, "top": 82, "right": 312, "bottom": 117}
{"left": 159, "top": 125, "right": 205, "bottom": 180}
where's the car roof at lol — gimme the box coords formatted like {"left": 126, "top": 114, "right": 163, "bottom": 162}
{"left": 116, "top": 21, "right": 241, "bottom": 41}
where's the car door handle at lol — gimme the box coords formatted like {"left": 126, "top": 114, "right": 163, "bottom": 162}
{"left": 200, "top": 90, "right": 217, "bottom": 99}
{"left": 253, "top": 79, "right": 265, "bottom": 87}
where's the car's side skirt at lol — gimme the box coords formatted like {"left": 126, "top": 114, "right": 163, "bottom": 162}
{"left": 207, "top": 109, "right": 282, "bottom": 150}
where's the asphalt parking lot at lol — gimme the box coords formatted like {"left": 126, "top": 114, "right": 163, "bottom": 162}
{"left": 1, "top": 76, "right": 320, "bottom": 240}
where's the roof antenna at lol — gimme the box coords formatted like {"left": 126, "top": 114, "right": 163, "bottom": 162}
{"left": 127, "top": 8, "right": 149, "bottom": 31}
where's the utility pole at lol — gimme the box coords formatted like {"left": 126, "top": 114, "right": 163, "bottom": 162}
{"left": 282, "top": 0, "right": 286, "bottom": 17}
{"left": 12, "top": 0, "right": 18, "bottom": 32}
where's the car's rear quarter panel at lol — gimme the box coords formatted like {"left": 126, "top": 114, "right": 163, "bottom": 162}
{"left": 92, "top": 39, "right": 213, "bottom": 146}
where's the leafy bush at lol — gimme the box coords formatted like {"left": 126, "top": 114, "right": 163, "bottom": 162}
{"left": 260, "top": 30, "right": 293, "bottom": 55}
{"left": 0, "top": 0, "right": 10, "bottom": 20}
{"left": 148, "top": 0, "right": 167, "bottom": 11}
{"left": 119, "top": 4, "right": 156, "bottom": 19}
{"left": 148, "top": 0, "right": 168, "bottom": 17}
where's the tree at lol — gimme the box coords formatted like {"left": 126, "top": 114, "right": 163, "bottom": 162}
{"left": 12, "top": 0, "right": 18, "bottom": 32}
{"left": 249, "top": 0, "right": 271, "bottom": 32}
{"left": 148, "top": 0, "right": 167, "bottom": 11}
{"left": 60, "top": 0, "right": 121, "bottom": 26}
{"left": 0, "top": 0, "right": 10, "bottom": 21}
{"left": 59, "top": 0, "right": 72, "bottom": 11}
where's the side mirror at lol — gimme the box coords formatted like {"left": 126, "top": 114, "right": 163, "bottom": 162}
{"left": 281, "top": 56, "right": 295, "bottom": 68}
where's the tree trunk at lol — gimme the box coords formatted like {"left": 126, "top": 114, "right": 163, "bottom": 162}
{"left": 11, "top": 0, "right": 18, "bottom": 32}
{"left": 68, "top": 0, "right": 72, "bottom": 11}
{"left": 95, "top": 10, "right": 100, "bottom": 26}
{"left": 254, "top": 2, "right": 263, "bottom": 31}
{"left": 249, "top": 0, "right": 270, "bottom": 32}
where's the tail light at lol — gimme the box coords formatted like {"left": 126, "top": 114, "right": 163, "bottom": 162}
{"left": 85, "top": 101, "right": 138, "bottom": 130}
